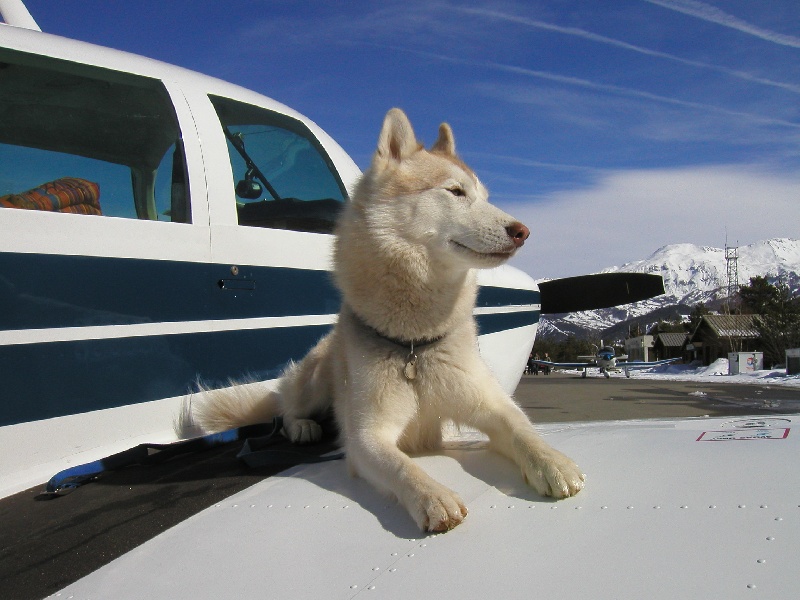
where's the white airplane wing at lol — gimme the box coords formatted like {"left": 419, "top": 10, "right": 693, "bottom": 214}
{"left": 619, "top": 358, "right": 681, "bottom": 369}
{"left": 532, "top": 359, "right": 597, "bottom": 368}
{"left": 55, "top": 415, "right": 800, "bottom": 599}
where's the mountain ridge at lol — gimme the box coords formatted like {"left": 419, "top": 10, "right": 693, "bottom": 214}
{"left": 538, "top": 237, "right": 800, "bottom": 341}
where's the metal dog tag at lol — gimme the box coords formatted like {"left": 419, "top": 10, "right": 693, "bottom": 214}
{"left": 404, "top": 352, "right": 417, "bottom": 380}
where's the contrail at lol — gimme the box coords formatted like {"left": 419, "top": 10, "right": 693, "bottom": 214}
{"left": 643, "top": 0, "right": 800, "bottom": 48}
{"left": 424, "top": 48, "right": 800, "bottom": 130}
{"left": 375, "top": 44, "right": 800, "bottom": 130}
{"left": 454, "top": 6, "right": 800, "bottom": 94}
{"left": 490, "top": 60, "right": 800, "bottom": 129}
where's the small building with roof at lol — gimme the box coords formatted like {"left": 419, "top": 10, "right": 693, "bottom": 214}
{"left": 624, "top": 335, "right": 655, "bottom": 362}
{"left": 653, "top": 332, "right": 688, "bottom": 362}
{"left": 684, "top": 314, "right": 761, "bottom": 366}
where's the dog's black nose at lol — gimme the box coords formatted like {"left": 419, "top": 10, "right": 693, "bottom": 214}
{"left": 506, "top": 222, "right": 530, "bottom": 248}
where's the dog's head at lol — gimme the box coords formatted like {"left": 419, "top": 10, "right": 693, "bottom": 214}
{"left": 350, "top": 108, "right": 529, "bottom": 270}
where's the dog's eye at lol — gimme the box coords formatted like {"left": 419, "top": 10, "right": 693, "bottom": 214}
{"left": 447, "top": 186, "right": 466, "bottom": 197}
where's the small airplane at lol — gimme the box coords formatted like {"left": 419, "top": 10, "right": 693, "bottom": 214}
{"left": 533, "top": 344, "right": 680, "bottom": 378}
{"left": 0, "top": 0, "right": 668, "bottom": 496}
{"left": 6, "top": 4, "right": 797, "bottom": 600}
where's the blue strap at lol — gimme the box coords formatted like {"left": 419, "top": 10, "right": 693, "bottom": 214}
{"left": 44, "top": 459, "right": 107, "bottom": 496}
{"left": 42, "top": 417, "right": 343, "bottom": 497}
{"left": 236, "top": 417, "right": 344, "bottom": 467}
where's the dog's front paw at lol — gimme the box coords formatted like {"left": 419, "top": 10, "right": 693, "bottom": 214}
{"left": 408, "top": 483, "right": 468, "bottom": 532}
{"left": 522, "top": 447, "right": 585, "bottom": 499}
{"left": 284, "top": 418, "right": 322, "bottom": 444}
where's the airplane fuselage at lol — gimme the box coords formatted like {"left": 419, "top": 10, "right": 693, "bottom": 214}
{"left": 0, "top": 22, "right": 542, "bottom": 497}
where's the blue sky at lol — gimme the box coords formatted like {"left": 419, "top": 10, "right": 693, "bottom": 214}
{"left": 18, "top": 0, "right": 800, "bottom": 278}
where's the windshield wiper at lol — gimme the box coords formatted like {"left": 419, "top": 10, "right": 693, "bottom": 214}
{"left": 223, "top": 126, "right": 281, "bottom": 201}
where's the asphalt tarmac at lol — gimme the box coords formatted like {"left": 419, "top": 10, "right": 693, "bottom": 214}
{"left": 516, "top": 371, "right": 800, "bottom": 423}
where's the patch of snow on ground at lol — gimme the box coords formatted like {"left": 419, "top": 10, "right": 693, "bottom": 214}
{"left": 555, "top": 358, "right": 800, "bottom": 387}
{"left": 635, "top": 358, "right": 800, "bottom": 387}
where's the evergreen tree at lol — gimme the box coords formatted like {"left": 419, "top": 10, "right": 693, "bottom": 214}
{"left": 648, "top": 320, "right": 685, "bottom": 335}
{"left": 687, "top": 303, "right": 710, "bottom": 333}
{"left": 738, "top": 277, "right": 800, "bottom": 367}
{"left": 738, "top": 275, "right": 780, "bottom": 314}
{"left": 532, "top": 335, "right": 599, "bottom": 362}
{"left": 627, "top": 322, "right": 644, "bottom": 338}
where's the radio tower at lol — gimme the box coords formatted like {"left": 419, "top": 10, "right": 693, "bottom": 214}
{"left": 725, "top": 239, "right": 739, "bottom": 311}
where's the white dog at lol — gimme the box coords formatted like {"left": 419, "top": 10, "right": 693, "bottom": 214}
{"left": 190, "top": 109, "right": 585, "bottom": 531}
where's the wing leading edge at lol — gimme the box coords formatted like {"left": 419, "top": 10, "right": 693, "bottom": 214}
{"left": 532, "top": 360, "right": 597, "bottom": 369}
{"left": 617, "top": 358, "right": 680, "bottom": 369}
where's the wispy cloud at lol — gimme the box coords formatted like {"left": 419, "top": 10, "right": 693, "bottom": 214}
{"left": 386, "top": 45, "right": 800, "bottom": 132}
{"left": 644, "top": 0, "right": 800, "bottom": 48}
{"left": 454, "top": 6, "right": 800, "bottom": 95}
{"left": 465, "top": 151, "right": 607, "bottom": 175}
{"left": 473, "top": 84, "right": 800, "bottom": 154}
{"left": 487, "top": 62, "right": 800, "bottom": 129}
{"left": 505, "top": 165, "right": 800, "bottom": 278}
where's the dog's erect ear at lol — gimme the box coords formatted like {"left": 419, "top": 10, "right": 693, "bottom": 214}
{"left": 431, "top": 123, "right": 456, "bottom": 156}
{"left": 374, "top": 108, "right": 419, "bottom": 165}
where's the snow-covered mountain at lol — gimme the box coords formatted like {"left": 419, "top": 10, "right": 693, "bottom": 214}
{"left": 538, "top": 238, "right": 800, "bottom": 340}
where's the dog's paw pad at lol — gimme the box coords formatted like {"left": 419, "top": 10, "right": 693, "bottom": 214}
{"left": 523, "top": 450, "right": 585, "bottom": 499}
{"left": 285, "top": 418, "right": 322, "bottom": 444}
{"left": 415, "top": 487, "right": 468, "bottom": 532}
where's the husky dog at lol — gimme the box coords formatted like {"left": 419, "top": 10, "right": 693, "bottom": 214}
{"left": 191, "top": 109, "right": 585, "bottom": 531}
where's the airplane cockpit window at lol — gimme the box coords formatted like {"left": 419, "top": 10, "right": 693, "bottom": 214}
{"left": 0, "top": 52, "right": 189, "bottom": 223}
{"left": 210, "top": 95, "right": 347, "bottom": 234}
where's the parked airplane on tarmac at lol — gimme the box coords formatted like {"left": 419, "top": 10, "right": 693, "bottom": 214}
{"left": 534, "top": 344, "right": 680, "bottom": 378}
{"left": 1, "top": 2, "right": 798, "bottom": 599}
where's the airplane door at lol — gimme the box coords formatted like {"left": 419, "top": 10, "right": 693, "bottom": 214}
{"left": 180, "top": 91, "right": 345, "bottom": 383}
{"left": 0, "top": 54, "right": 215, "bottom": 425}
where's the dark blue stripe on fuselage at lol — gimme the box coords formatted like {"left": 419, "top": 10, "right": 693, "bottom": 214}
{"left": 476, "top": 286, "right": 540, "bottom": 308}
{"left": 0, "top": 252, "right": 341, "bottom": 331}
{"left": 476, "top": 310, "right": 539, "bottom": 335}
{"left": 475, "top": 285, "right": 540, "bottom": 335}
{"left": 0, "top": 252, "right": 539, "bottom": 331}
{"left": 1, "top": 252, "right": 539, "bottom": 426}
{"left": 1, "top": 310, "right": 539, "bottom": 427}
{"left": 1, "top": 325, "right": 331, "bottom": 427}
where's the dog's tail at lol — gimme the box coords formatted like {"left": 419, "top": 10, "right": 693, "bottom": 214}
{"left": 176, "top": 378, "right": 282, "bottom": 437}
{"left": 176, "top": 332, "right": 336, "bottom": 438}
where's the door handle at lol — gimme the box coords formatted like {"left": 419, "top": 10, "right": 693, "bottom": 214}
{"left": 218, "top": 279, "right": 256, "bottom": 291}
